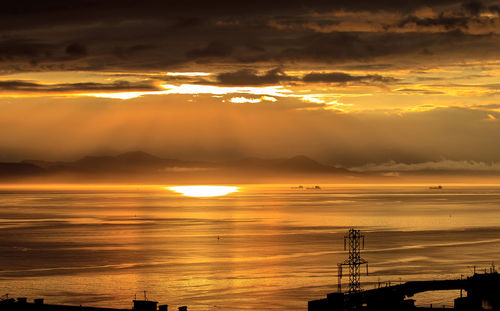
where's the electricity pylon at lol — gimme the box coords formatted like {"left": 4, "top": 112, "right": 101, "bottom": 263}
{"left": 338, "top": 228, "right": 368, "bottom": 293}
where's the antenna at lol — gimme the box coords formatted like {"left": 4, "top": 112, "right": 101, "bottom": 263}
{"left": 337, "top": 228, "right": 368, "bottom": 293}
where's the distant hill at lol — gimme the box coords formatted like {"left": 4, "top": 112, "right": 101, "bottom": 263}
{"left": 4, "top": 152, "right": 495, "bottom": 183}
{"left": 0, "top": 162, "right": 45, "bottom": 178}
{"left": 68, "top": 151, "right": 182, "bottom": 172}
{"left": 225, "top": 155, "right": 351, "bottom": 174}
{"left": 22, "top": 151, "right": 199, "bottom": 174}
{"left": 0, "top": 151, "right": 359, "bottom": 183}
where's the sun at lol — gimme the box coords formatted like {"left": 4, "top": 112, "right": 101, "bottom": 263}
{"left": 167, "top": 186, "right": 238, "bottom": 197}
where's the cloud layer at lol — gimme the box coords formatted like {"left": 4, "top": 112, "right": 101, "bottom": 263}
{"left": 1, "top": 0, "right": 500, "bottom": 73}
{"left": 1, "top": 0, "right": 500, "bottom": 171}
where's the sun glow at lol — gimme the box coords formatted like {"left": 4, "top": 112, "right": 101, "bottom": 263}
{"left": 167, "top": 185, "right": 238, "bottom": 197}
{"left": 80, "top": 84, "right": 293, "bottom": 100}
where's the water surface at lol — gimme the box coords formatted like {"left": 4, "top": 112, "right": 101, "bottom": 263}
{"left": 1, "top": 184, "right": 499, "bottom": 310}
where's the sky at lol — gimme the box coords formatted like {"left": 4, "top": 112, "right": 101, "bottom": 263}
{"left": 2, "top": 0, "right": 500, "bottom": 172}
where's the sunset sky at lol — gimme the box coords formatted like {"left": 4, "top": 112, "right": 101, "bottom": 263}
{"left": 2, "top": 0, "right": 500, "bottom": 173}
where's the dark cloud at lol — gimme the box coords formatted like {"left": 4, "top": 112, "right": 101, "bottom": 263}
{"left": 216, "top": 68, "right": 293, "bottom": 85}
{"left": 269, "top": 18, "right": 342, "bottom": 31}
{"left": 284, "top": 31, "right": 500, "bottom": 75}
{"left": 302, "top": 72, "right": 398, "bottom": 83}
{"left": 0, "top": 80, "right": 40, "bottom": 88}
{"left": 397, "top": 14, "right": 471, "bottom": 30}
{"left": 393, "top": 1, "right": 500, "bottom": 31}
{"left": 112, "top": 45, "right": 154, "bottom": 60}
{"left": 169, "top": 17, "right": 203, "bottom": 30}
{"left": 0, "top": 39, "right": 54, "bottom": 62}
{"left": 489, "top": 4, "right": 500, "bottom": 14}
{"left": 186, "top": 41, "right": 233, "bottom": 59}
{"left": 341, "top": 64, "right": 395, "bottom": 71}
{"left": 0, "top": 80, "right": 156, "bottom": 93}
{"left": 276, "top": 31, "right": 477, "bottom": 64}
{"left": 462, "top": 1, "right": 485, "bottom": 16}
{"left": 65, "top": 43, "right": 87, "bottom": 58}
{"left": 0, "top": 0, "right": 466, "bottom": 29}
{"left": 0, "top": 0, "right": 497, "bottom": 73}
{"left": 213, "top": 69, "right": 398, "bottom": 86}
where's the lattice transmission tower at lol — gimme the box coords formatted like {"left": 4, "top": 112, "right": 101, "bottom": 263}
{"left": 337, "top": 228, "right": 368, "bottom": 293}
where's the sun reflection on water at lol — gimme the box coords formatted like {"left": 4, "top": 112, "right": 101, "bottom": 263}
{"left": 167, "top": 185, "right": 238, "bottom": 197}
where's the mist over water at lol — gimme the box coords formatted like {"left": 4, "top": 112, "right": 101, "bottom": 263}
{"left": 1, "top": 185, "right": 500, "bottom": 310}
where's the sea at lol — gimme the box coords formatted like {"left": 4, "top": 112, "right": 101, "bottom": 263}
{"left": 1, "top": 184, "right": 500, "bottom": 310}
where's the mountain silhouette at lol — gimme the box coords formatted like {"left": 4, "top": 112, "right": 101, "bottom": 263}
{"left": 226, "top": 155, "right": 350, "bottom": 174}
{"left": 72, "top": 151, "right": 180, "bottom": 172}
{"left": 1, "top": 151, "right": 357, "bottom": 182}
{"left": 0, "top": 162, "right": 45, "bottom": 177}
